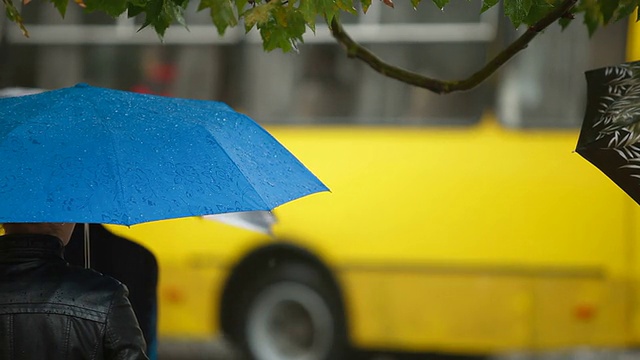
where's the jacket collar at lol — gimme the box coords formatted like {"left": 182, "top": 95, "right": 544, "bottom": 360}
{"left": 0, "top": 234, "right": 65, "bottom": 260}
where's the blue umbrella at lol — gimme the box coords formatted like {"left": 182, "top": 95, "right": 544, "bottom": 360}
{"left": 0, "top": 83, "right": 328, "bottom": 226}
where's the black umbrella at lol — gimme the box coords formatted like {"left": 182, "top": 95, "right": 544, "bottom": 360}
{"left": 576, "top": 60, "right": 640, "bottom": 205}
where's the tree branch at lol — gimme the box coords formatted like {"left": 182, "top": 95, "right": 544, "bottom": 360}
{"left": 329, "top": 0, "right": 578, "bottom": 94}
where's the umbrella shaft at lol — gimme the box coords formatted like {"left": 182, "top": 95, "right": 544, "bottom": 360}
{"left": 84, "top": 223, "right": 90, "bottom": 269}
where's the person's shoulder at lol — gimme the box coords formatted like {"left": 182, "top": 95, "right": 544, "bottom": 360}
{"left": 63, "top": 264, "right": 127, "bottom": 294}
{"left": 23, "top": 265, "right": 131, "bottom": 321}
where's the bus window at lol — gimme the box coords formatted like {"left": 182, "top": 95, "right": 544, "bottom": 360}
{"left": 240, "top": 0, "right": 494, "bottom": 126}
{"left": 14, "top": 0, "right": 629, "bottom": 129}
{"left": 1, "top": 0, "right": 496, "bottom": 127}
{"left": 497, "top": 18, "right": 628, "bottom": 129}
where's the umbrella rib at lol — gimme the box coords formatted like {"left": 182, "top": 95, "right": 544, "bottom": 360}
{"left": 108, "top": 133, "right": 131, "bottom": 225}
{"left": 94, "top": 101, "right": 132, "bottom": 226}
{"left": 202, "top": 112, "right": 329, "bottom": 208}
{"left": 202, "top": 117, "right": 273, "bottom": 211}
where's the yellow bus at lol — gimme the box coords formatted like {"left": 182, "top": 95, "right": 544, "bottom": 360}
{"left": 3, "top": 1, "right": 639, "bottom": 359}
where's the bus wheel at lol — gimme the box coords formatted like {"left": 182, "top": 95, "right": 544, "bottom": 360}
{"left": 236, "top": 261, "right": 348, "bottom": 360}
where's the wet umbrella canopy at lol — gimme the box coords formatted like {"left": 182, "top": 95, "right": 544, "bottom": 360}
{"left": 576, "top": 60, "right": 640, "bottom": 205}
{"left": 0, "top": 83, "right": 328, "bottom": 225}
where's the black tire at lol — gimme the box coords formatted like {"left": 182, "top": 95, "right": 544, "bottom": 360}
{"left": 232, "top": 261, "right": 348, "bottom": 360}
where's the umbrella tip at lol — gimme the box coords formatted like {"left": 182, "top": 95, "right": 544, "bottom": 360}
{"left": 75, "top": 83, "right": 90, "bottom": 88}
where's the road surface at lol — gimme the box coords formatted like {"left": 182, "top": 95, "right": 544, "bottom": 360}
{"left": 157, "top": 338, "right": 640, "bottom": 360}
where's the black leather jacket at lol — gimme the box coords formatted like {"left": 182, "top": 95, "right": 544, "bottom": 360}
{"left": 0, "top": 234, "right": 149, "bottom": 360}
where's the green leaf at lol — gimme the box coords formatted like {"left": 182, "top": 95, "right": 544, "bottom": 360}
{"left": 481, "top": 0, "right": 499, "bottom": 13}
{"left": 51, "top": 0, "right": 69, "bottom": 17}
{"left": 3, "top": 0, "right": 29, "bottom": 36}
{"left": 259, "top": 20, "right": 295, "bottom": 51}
{"left": 142, "top": 0, "right": 164, "bottom": 33}
{"left": 614, "top": 0, "right": 640, "bottom": 21}
{"left": 168, "top": 1, "right": 188, "bottom": 28}
{"left": 134, "top": 0, "right": 186, "bottom": 37}
{"left": 558, "top": 17, "right": 572, "bottom": 29}
{"left": 504, "top": 0, "right": 534, "bottom": 28}
{"left": 200, "top": 0, "right": 238, "bottom": 34}
{"left": 432, "top": 0, "right": 449, "bottom": 10}
{"left": 600, "top": 0, "right": 620, "bottom": 24}
{"left": 243, "top": 2, "right": 276, "bottom": 31}
{"left": 260, "top": 27, "right": 288, "bottom": 51}
{"left": 3, "top": 0, "right": 17, "bottom": 21}
{"left": 128, "top": 3, "right": 146, "bottom": 18}
{"left": 284, "top": 7, "right": 307, "bottom": 39}
{"left": 578, "top": 0, "right": 601, "bottom": 36}
{"left": 235, "top": 0, "right": 248, "bottom": 15}
{"left": 336, "top": 0, "right": 356, "bottom": 13}
{"left": 523, "top": 0, "right": 554, "bottom": 25}
{"left": 410, "top": 0, "right": 421, "bottom": 9}
{"left": 127, "top": 0, "right": 147, "bottom": 17}
{"left": 298, "top": 0, "right": 317, "bottom": 30}
{"left": 558, "top": 3, "right": 577, "bottom": 29}
{"left": 315, "top": 0, "right": 340, "bottom": 23}
{"left": 361, "top": 0, "right": 372, "bottom": 12}
{"left": 84, "top": 0, "right": 129, "bottom": 17}
{"left": 256, "top": 4, "right": 306, "bottom": 52}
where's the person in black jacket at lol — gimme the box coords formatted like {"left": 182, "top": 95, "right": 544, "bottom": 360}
{"left": 66, "top": 224, "right": 159, "bottom": 359}
{"left": 0, "top": 222, "right": 148, "bottom": 360}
